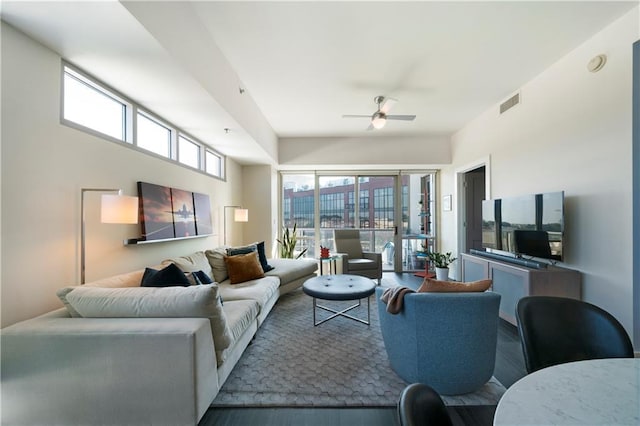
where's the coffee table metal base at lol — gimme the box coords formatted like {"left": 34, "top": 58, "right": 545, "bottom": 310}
{"left": 312, "top": 297, "right": 370, "bottom": 326}
{"left": 302, "top": 275, "right": 376, "bottom": 327}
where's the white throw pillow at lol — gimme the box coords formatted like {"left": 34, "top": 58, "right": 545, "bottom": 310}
{"left": 56, "top": 285, "right": 233, "bottom": 359}
{"left": 205, "top": 247, "right": 229, "bottom": 283}
{"left": 162, "top": 251, "right": 213, "bottom": 280}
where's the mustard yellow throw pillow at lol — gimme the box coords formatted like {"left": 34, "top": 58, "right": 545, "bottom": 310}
{"left": 418, "top": 277, "right": 492, "bottom": 293}
{"left": 224, "top": 252, "right": 265, "bottom": 284}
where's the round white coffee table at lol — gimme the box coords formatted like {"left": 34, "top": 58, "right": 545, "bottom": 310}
{"left": 302, "top": 274, "right": 376, "bottom": 326}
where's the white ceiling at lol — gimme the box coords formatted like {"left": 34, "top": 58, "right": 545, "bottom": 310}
{"left": 2, "top": 1, "right": 637, "bottom": 165}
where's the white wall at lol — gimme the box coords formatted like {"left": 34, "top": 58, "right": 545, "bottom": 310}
{"left": 440, "top": 8, "right": 639, "bottom": 342}
{"left": 122, "top": 1, "right": 279, "bottom": 164}
{"left": 242, "top": 164, "right": 277, "bottom": 255}
{"left": 0, "top": 23, "right": 248, "bottom": 327}
{"left": 279, "top": 135, "right": 451, "bottom": 168}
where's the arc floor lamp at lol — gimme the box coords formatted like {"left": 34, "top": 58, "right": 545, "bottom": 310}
{"left": 223, "top": 205, "right": 248, "bottom": 245}
{"left": 81, "top": 188, "right": 138, "bottom": 284}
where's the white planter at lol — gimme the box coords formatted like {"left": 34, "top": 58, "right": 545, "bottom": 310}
{"left": 435, "top": 267, "right": 449, "bottom": 281}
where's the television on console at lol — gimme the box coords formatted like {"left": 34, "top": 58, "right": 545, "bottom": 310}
{"left": 481, "top": 191, "right": 564, "bottom": 262}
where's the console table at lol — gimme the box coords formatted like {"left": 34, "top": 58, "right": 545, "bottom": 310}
{"left": 460, "top": 253, "right": 581, "bottom": 326}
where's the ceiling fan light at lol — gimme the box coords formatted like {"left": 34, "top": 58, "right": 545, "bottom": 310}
{"left": 371, "top": 113, "right": 386, "bottom": 129}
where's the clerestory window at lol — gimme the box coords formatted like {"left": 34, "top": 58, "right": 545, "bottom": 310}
{"left": 61, "top": 62, "right": 226, "bottom": 179}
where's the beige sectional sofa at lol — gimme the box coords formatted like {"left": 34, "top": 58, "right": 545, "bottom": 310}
{"left": 1, "top": 248, "right": 318, "bottom": 426}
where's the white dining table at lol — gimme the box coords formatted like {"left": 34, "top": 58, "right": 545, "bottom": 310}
{"left": 493, "top": 358, "right": 640, "bottom": 425}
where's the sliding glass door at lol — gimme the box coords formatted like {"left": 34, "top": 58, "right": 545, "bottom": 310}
{"left": 281, "top": 171, "right": 436, "bottom": 273}
{"left": 399, "top": 172, "right": 436, "bottom": 275}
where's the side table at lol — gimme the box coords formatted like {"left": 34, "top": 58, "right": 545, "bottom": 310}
{"left": 319, "top": 256, "right": 339, "bottom": 275}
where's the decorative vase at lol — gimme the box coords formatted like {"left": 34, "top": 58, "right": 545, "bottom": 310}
{"left": 435, "top": 267, "right": 449, "bottom": 281}
{"left": 320, "top": 246, "right": 330, "bottom": 259}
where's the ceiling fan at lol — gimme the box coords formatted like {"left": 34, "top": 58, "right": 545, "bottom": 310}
{"left": 343, "top": 96, "right": 416, "bottom": 130}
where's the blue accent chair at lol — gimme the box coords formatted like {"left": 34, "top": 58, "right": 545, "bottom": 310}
{"left": 376, "top": 287, "right": 501, "bottom": 395}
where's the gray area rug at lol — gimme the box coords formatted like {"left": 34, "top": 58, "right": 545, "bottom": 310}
{"left": 211, "top": 281, "right": 505, "bottom": 407}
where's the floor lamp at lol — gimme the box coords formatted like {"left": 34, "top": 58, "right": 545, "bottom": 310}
{"left": 223, "top": 205, "right": 248, "bottom": 245}
{"left": 81, "top": 188, "right": 138, "bottom": 284}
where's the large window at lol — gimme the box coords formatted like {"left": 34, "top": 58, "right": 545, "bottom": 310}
{"left": 281, "top": 171, "right": 436, "bottom": 272}
{"left": 282, "top": 174, "right": 316, "bottom": 257}
{"left": 61, "top": 63, "right": 225, "bottom": 179}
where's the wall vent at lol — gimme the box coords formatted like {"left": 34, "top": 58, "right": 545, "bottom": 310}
{"left": 500, "top": 92, "right": 520, "bottom": 114}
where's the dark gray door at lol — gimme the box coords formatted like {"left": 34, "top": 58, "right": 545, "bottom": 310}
{"left": 464, "top": 167, "right": 486, "bottom": 252}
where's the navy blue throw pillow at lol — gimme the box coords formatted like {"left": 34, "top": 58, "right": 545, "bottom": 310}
{"left": 141, "top": 263, "right": 191, "bottom": 287}
{"left": 226, "top": 244, "right": 257, "bottom": 256}
{"left": 192, "top": 270, "right": 214, "bottom": 284}
{"left": 256, "top": 241, "right": 274, "bottom": 273}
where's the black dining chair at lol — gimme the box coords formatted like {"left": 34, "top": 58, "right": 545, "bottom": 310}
{"left": 516, "top": 296, "right": 634, "bottom": 374}
{"left": 397, "top": 383, "right": 453, "bottom": 426}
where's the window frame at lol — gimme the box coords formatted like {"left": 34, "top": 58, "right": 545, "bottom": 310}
{"left": 61, "top": 64, "right": 133, "bottom": 144}
{"left": 177, "top": 133, "right": 202, "bottom": 170}
{"left": 136, "top": 109, "right": 174, "bottom": 159}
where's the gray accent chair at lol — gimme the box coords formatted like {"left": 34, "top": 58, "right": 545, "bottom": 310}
{"left": 376, "top": 287, "right": 501, "bottom": 395}
{"left": 333, "top": 229, "right": 382, "bottom": 284}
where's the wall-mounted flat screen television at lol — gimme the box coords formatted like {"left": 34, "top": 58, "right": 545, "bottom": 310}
{"left": 481, "top": 191, "right": 564, "bottom": 262}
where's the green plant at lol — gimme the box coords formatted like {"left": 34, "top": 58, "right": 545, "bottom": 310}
{"left": 427, "top": 251, "right": 457, "bottom": 268}
{"left": 276, "top": 223, "right": 308, "bottom": 259}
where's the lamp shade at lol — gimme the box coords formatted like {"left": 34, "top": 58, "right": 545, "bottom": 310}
{"left": 234, "top": 208, "right": 249, "bottom": 222}
{"left": 101, "top": 194, "right": 139, "bottom": 224}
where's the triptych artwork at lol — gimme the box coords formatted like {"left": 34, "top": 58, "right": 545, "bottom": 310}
{"left": 137, "top": 181, "right": 213, "bottom": 241}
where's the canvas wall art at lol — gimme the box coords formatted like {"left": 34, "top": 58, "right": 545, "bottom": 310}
{"left": 137, "top": 181, "right": 213, "bottom": 242}
{"left": 193, "top": 192, "right": 213, "bottom": 236}
{"left": 137, "top": 182, "right": 175, "bottom": 241}
{"left": 171, "top": 188, "right": 196, "bottom": 238}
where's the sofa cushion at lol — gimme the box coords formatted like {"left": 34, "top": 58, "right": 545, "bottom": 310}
{"left": 55, "top": 285, "right": 233, "bottom": 364}
{"left": 218, "top": 276, "right": 280, "bottom": 311}
{"left": 56, "top": 287, "right": 82, "bottom": 317}
{"left": 265, "top": 258, "right": 318, "bottom": 284}
{"left": 141, "top": 263, "right": 192, "bottom": 287}
{"left": 163, "top": 251, "right": 213, "bottom": 279}
{"left": 347, "top": 258, "right": 377, "bottom": 271}
{"left": 225, "top": 252, "right": 265, "bottom": 284}
{"left": 84, "top": 269, "right": 145, "bottom": 288}
{"left": 221, "top": 299, "right": 260, "bottom": 343}
{"left": 205, "top": 247, "right": 229, "bottom": 283}
{"left": 418, "top": 278, "right": 492, "bottom": 293}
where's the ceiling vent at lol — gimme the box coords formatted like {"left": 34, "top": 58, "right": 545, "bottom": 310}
{"left": 500, "top": 92, "right": 520, "bottom": 114}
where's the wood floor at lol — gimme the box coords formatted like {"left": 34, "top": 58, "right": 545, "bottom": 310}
{"left": 200, "top": 273, "right": 527, "bottom": 426}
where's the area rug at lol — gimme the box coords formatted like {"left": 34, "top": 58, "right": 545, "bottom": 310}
{"left": 211, "top": 282, "right": 505, "bottom": 407}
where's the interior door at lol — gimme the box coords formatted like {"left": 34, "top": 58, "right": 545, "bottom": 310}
{"left": 464, "top": 167, "right": 486, "bottom": 252}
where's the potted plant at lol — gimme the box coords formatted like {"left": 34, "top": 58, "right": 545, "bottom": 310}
{"left": 276, "top": 223, "right": 308, "bottom": 259}
{"left": 427, "top": 251, "right": 457, "bottom": 280}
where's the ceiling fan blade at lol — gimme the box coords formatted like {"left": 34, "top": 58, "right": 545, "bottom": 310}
{"left": 342, "top": 114, "right": 371, "bottom": 119}
{"left": 366, "top": 123, "right": 374, "bottom": 131}
{"left": 379, "top": 97, "right": 398, "bottom": 114}
{"left": 386, "top": 114, "right": 416, "bottom": 121}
